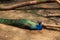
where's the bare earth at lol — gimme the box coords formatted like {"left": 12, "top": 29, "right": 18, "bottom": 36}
{"left": 0, "top": 0, "right": 60, "bottom": 40}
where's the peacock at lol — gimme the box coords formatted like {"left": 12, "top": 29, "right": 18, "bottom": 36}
{"left": 0, "top": 18, "right": 42, "bottom": 30}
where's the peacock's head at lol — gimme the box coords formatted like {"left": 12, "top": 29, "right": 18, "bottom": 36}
{"left": 36, "top": 22, "right": 42, "bottom": 30}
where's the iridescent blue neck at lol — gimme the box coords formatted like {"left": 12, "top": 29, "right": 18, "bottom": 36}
{"left": 36, "top": 22, "right": 42, "bottom": 30}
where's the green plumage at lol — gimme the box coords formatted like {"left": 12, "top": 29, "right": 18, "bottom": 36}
{"left": 0, "top": 18, "right": 38, "bottom": 29}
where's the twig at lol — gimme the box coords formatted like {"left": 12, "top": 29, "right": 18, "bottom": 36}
{"left": 0, "top": 0, "right": 56, "bottom": 10}
{"left": 56, "top": 0, "right": 60, "bottom": 4}
{"left": 42, "top": 22, "right": 60, "bottom": 28}
{"left": 43, "top": 14, "right": 60, "bottom": 17}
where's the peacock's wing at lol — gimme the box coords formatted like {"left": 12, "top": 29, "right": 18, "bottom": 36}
{"left": 21, "top": 19, "right": 38, "bottom": 29}
{"left": 0, "top": 18, "right": 38, "bottom": 29}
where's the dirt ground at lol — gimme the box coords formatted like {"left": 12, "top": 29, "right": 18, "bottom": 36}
{"left": 0, "top": 0, "right": 60, "bottom": 40}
